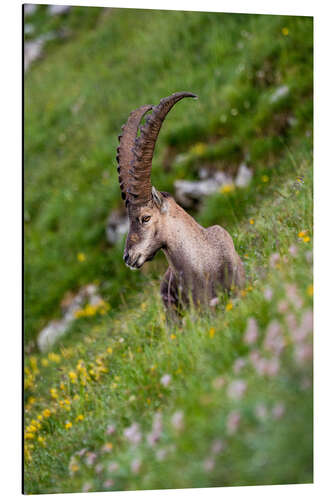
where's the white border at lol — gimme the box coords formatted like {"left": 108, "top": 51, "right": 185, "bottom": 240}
{"left": 2, "top": 1, "right": 333, "bottom": 499}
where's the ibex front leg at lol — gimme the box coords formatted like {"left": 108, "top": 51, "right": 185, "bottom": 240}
{"left": 160, "top": 268, "right": 181, "bottom": 314}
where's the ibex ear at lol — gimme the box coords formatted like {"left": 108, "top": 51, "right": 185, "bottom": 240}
{"left": 152, "top": 186, "right": 167, "bottom": 213}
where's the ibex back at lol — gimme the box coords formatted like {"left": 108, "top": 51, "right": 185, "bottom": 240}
{"left": 116, "top": 92, "right": 245, "bottom": 311}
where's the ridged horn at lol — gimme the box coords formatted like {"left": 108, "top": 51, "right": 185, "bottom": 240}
{"left": 117, "top": 104, "right": 153, "bottom": 205}
{"left": 118, "top": 92, "right": 197, "bottom": 207}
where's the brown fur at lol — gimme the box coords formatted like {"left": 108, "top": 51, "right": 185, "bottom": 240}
{"left": 124, "top": 194, "right": 245, "bottom": 310}
{"left": 118, "top": 93, "right": 245, "bottom": 311}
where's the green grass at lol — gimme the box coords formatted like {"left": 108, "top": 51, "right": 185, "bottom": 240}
{"left": 24, "top": 153, "right": 313, "bottom": 493}
{"left": 24, "top": 6, "right": 313, "bottom": 493}
{"left": 25, "top": 8, "right": 312, "bottom": 346}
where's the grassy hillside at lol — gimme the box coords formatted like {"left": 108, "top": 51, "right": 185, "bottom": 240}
{"left": 24, "top": 6, "right": 313, "bottom": 494}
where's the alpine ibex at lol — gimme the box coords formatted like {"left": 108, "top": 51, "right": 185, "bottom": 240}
{"left": 116, "top": 92, "right": 245, "bottom": 311}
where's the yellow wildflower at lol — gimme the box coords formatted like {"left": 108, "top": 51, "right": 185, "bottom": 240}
{"left": 68, "top": 371, "right": 77, "bottom": 383}
{"left": 261, "top": 175, "right": 269, "bottom": 183}
{"left": 209, "top": 327, "right": 215, "bottom": 339}
{"left": 307, "top": 284, "right": 313, "bottom": 297}
{"left": 240, "top": 289, "right": 247, "bottom": 297}
{"left": 37, "top": 436, "right": 46, "bottom": 446}
{"left": 107, "top": 347, "right": 113, "bottom": 354}
{"left": 70, "top": 463, "right": 79, "bottom": 473}
{"left": 48, "top": 352, "right": 61, "bottom": 363}
{"left": 298, "top": 230, "right": 307, "bottom": 238}
{"left": 43, "top": 409, "right": 51, "bottom": 418}
{"left": 220, "top": 183, "right": 235, "bottom": 194}
{"left": 76, "top": 414, "right": 84, "bottom": 422}
{"left": 65, "top": 421, "right": 72, "bottom": 430}
{"left": 249, "top": 219, "right": 254, "bottom": 225}
{"left": 103, "top": 442, "right": 113, "bottom": 451}
{"left": 41, "top": 358, "right": 49, "bottom": 367}
{"left": 226, "top": 302, "right": 233, "bottom": 312}
{"left": 282, "top": 27, "right": 289, "bottom": 36}
{"left": 170, "top": 334, "right": 176, "bottom": 340}
{"left": 77, "top": 252, "right": 86, "bottom": 262}
{"left": 190, "top": 142, "right": 206, "bottom": 156}
{"left": 50, "top": 388, "right": 58, "bottom": 399}
{"left": 303, "top": 236, "right": 310, "bottom": 243}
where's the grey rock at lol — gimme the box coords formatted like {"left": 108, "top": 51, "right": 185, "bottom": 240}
{"left": 106, "top": 210, "right": 129, "bottom": 245}
{"left": 24, "top": 23, "right": 35, "bottom": 35}
{"left": 235, "top": 164, "right": 253, "bottom": 188}
{"left": 24, "top": 33, "right": 55, "bottom": 71}
{"left": 48, "top": 5, "right": 71, "bottom": 16}
{"left": 270, "top": 85, "right": 289, "bottom": 103}
{"left": 174, "top": 171, "right": 233, "bottom": 208}
{"left": 37, "top": 284, "right": 103, "bottom": 352}
{"left": 24, "top": 4, "right": 37, "bottom": 16}
{"left": 24, "top": 39, "right": 44, "bottom": 71}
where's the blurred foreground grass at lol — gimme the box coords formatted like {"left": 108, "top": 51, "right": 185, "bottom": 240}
{"left": 24, "top": 6, "right": 313, "bottom": 493}
{"left": 24, "top": 153, "right": 312, "bottom": 492}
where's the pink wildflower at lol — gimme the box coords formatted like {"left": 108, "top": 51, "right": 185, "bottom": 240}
{"left": 227, "top": 379, "right": 247, "bottom": 400}
{"left": 106, "top": 423, "right": 116, "bottom": 435}
{"left": 269, "top": 253, "right": 280, "bottom": 268}
{"left": 264, "top": 286, "right": 273, "bottom": 301}
{"left": 124, "top": 422, "right": 142, "bottom": 445}
{"left": 233, "top": 357, "right": 246, "bottom": 374}
{"left": 103, "top": 480, "right": 114, "bottom": 489}
{"left": 171, "top": 410, "right": 184, "bottom": 431}
{"left": 147, "top": 412, "right": 163, "bottom": 447}
{"left": 278, "top": 300, "right": 289, "bottom": 314}
{"left": 288, "top": 244, "right": 298, "bottom": 257}
{"left": 285, "top": 284, "right": 303, "bottom": 309}
{"left": 203, "top": 457, "right": 215, "bottom": 472}
{"left": 264, "top": 320, "right": 285, "bottom": 355}
{"left": 265, "top": 357, "right": 280, "bottom": 376}
{"left": 85, "top": 452, "right": 97, "bottom": 466}
{"left": 95, "top": 463, "right": 103, "bottom": 474}
{"left": 272, "top": 402, "right": 285, "bottom": 420}
{"left": 294, "top": 343, "right": 313, "bottom": 365}
{"left": 160, "top": 374, "right": 172, "bottom": 387}
{"left": 108, "top": 462, "right": 119, "bottom": 473}
{"left": 131, "top": 458, "right": 142, "bottom": 474}
{"left": 211, "top": 439, "right": 224, "bottom": 455}
{"left": 226, "top": 410, "right": 241, "bottom": 435}
{"left": 244, "top": 317, "right": 259, "bottom": 345}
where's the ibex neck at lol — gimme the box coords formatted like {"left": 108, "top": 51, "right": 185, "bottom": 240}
{"left": 162, "top": 203, "right": 206, "bottom": 276}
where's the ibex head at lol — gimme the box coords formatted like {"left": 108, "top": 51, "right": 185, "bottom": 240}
{"left": 116, "top": 92, "right": 197, "bottom": 269}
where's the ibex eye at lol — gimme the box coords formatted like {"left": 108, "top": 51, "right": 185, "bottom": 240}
{"left": 142, "top": 216, "right": 151, "bottom": 223}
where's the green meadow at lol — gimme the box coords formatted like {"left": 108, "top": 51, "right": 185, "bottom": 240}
{"left": 24, "top": 7, "right": 313, "bottom": 493}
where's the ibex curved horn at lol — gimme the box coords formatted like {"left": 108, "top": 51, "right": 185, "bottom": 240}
{"left": 117, "top": 92, "right": 197, "bottom": 207}
{"left": 116, "top": 105, "right": 153, "bottom": 206}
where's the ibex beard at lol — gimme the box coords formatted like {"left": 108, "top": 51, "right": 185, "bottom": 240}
{"left": 117, "top": 92, "right": 245, "bottom": 311}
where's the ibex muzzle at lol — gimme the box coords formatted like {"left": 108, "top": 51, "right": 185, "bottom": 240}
{"left": 116, "top": 92, "right": 245, "bottom": 309}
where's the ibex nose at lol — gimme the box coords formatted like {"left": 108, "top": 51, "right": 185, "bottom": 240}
{"left": 123, "top": 251, "right": 129, "bottom": 264}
